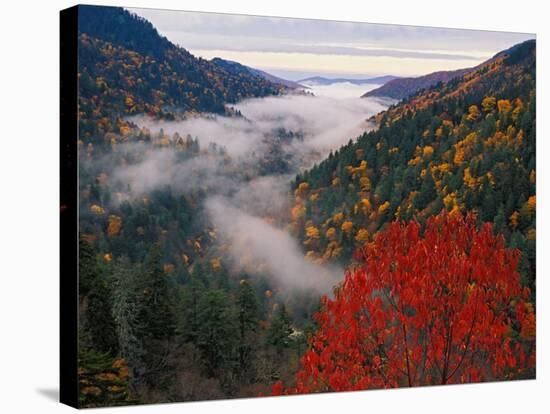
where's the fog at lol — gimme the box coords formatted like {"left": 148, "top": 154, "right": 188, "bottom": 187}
{"left": 206, "top": 197, "right": 343, "bottom": 293}
{"left": 107, "top": 83, "right": 390, "bottom": 293}
{"left": 304, "top": 81, "right": 380, "bottom": 99}
{"left": 130, "top": 83, "right": 387, "bottom": 159}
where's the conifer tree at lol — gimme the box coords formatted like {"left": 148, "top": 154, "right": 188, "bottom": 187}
{"left": 136, "top": 244, "right": 176, "bottom": 340}
{"left": 79, "top": 237, "right": 119, "bottom": 355}
{"left": 267, "top": 304, "right": 293, "bottom": 355}
{"left": 236, "top": 280, "right": 259, "bottom": 377}
{"left": 196, "top": 290, "right": 238, "bottom": 376}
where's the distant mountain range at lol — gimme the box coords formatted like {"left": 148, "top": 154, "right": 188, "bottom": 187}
{"left": 362, "top": 68, "right": 472, "bottom": 100}
{"left": 362, "top": 43, "right": 538, "bottom": 100}
{"left": 364, "top": 40, "right": 538, "bottom": 101}
{"left": 298, "top": 75, "right": 399, "bottom": 86}
{"left": 210, "top": 58, "right": 307, "bottom": 89}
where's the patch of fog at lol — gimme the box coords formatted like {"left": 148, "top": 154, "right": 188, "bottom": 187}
{"left": 206, "top": 196, "right": 343, "bottom": 294}
{"left": 303, "top": 82, "right": 381, "bottom": 99}
{"left": 131, "top": 86, "right": 388, "bottom": 160}
{"left": 114, "top": 85, "right": 390, "bottom": 293}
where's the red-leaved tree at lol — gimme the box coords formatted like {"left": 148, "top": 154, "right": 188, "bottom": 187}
{"left": 273, "top": 212, "right": 535, "bottom": 395}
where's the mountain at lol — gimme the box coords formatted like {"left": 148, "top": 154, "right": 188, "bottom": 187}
{"left": 211, "top": 57, "right": 306, "bottom": 89}
{"left": 249, "top": 68, "right": 308, "bottom": 89}
{"left": 77, "top": 6, "right": 286, "bottom": 138}
{"left": 290, "top": 40, "right": 535, "bottom": 295}
{"left": 299, "top": 75, "right": 399, "bottom": 86}
{"left": 363, "top": 40, "right": 537, "bottom": 101}
{"left": 363, "top": 68, "right": 472, "bottom": 100}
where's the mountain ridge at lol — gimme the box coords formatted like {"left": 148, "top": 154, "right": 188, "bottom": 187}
{"left": 210, "top": 57, "right": 307, "bottom": 89}
{"left": 299, "top": 75, "right": 399, "bottom": 86}
{"left": 363, "top": 40, "right": 535, "bottom": 100}
{"left": 77, "top": 5, "right": 286, "bottom": 138}
{"left": 362, "top": 68, "right": 472, "bottom": 100}
{"left": 290, "top": 39, "right": 535, "bottom": 295}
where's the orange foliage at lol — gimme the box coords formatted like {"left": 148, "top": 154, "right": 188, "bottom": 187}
{"left": 341, "top": 221, "right": 353, "bottom": 234}
{"left": 107, "top": 215, "right": 122, "bottom": 238}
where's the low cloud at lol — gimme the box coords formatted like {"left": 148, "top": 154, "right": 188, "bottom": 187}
{"left": 206, "top": 196, "right": 343, "bottom": 294}
{"left": 130, "top": 91, "right": 387, "bottom": 161}
{"left": 91, "top": 90, "right": 388, "bottom": 294}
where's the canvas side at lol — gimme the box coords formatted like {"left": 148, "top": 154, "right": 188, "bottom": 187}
{"left": 60, "top": 4, "right": 79, "bottom": 409}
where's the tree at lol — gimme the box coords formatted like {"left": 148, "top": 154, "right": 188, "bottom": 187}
{"left": 179, "top": 274, "right": 206, "bottom": 343}
{"left": 267, "top": 304, "right": 293, "bottom": 355}
{"left": 79, "top": 349, "right": 131, "bottom": 408}
{"left": 111, "top": 257, "right": 145, "bottom": 379}
{"left": 196, "top": 289, "right": 238, "bottom": 376}
{"left": 272, "top": 212, "right": 534, "bottom": 395}
{"left": 136, "top": 244, "right": 176, "bottom": 340}
{"left": 236, "top": 280, "right": 259, "bottom": 378}
{"left": 132, "top": 244, "right": 177, "bottom": 386}
{"left": 414, "top": 170, "right": 436, "bottom": 211}
{"left": 79, "top": 237, "right": 119, "bottom": 355}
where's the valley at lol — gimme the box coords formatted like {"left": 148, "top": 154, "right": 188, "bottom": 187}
{"left": 75, "top": 5, "right": 536, "bottom": 407}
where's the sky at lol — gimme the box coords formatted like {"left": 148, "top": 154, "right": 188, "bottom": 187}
{"left": 128, "top": 7, "right": 534, "bottom": 80}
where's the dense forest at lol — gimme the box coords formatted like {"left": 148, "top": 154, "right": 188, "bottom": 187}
{"left": 75, "top": 6, "right": 536, "bottom": 407}
{"left": 77, "top": 6, "right": 315, "bottom": 406}
{"left": 292, "top": 40, "right": 536, "bottom": 296}
{"left": 77, "top": 6, "right": 286, "bottom": 139}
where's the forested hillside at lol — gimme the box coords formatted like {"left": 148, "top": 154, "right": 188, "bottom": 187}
{"left": 76, "top": 6, "right": 310, "bottom": 407}
{"left": 292, "top": 40, "right": 535, "bottom": 294}
{"left": 74, "top": 6, "right": 536, "bottom": 405}
{"left": 211, "top": 57, "right": 307, "bottom": 89}
{"left": 77, "top": 6, "right": 285, "bottom": 138}
{"left": 363, "top": 67, "right": 471, "bottom": 100}
{"left": 270, "top": 39, "right": 536, "bottom": 395}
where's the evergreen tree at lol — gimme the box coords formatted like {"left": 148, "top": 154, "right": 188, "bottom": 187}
{"left": 267, "top": 304, "right": 293, "bottom": 355}
{"left": 236, "top": 280, "right": 259, "bottom": 378}
{"left": 414, "top": 171, "right": 437, "bottom": 211}
{"left": 79, "top": 237, "right": 119, "bottom": 355}
{"left": 196, "top": 290, "right": 238, "bottom": 376}
{"left": 179, "top": 274, "right": 205, "bottom": 343}
{"left": 78, "top": 348, "right": 131, "bottom": 408}
{"left": 111, "top": 257, "right": 145, "bottom": 379}
{"left": 136, "top": 244, "right": 176, "bottom": 340}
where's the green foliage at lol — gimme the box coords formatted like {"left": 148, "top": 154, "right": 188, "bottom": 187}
{"left": 267, "top": 304, "right": 293, "bottom": 355}
{"left": 196, "top": 290, "right": 238, "bottom": 376}
{"left": 79, "top": 237, "right": 119, "bottom": 355}
{"left": 293, "top": 42, "right": 536, "bottom": 295}
{"left": 111, "top": 257, "right": 146, "bottom": 379}
{"left": 77, "top": 6, "right": 285, "bottom": 139}
{"left": 237, "top": 280, "right": 260, "bottom": 378}
{"left": 78, "top": 348, "right": 132, "bottom": 408}
{"left": 135, "top": 244, "right": 177, "bottom": 340}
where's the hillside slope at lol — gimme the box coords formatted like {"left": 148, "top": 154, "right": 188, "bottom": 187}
{"left": 364, "top": 41, "right": 535, "bottom": 101}
{"left": 363, "top": 68, "right": 471, "bottom": 100}
{"left": 290, "top": 40, "right": 536, "bottom": 294}
{"left": 77, "top": 6, "right": 285, "bottom": 139}
{"left": 211, "top": 57, "right": 306, "bottom": 89}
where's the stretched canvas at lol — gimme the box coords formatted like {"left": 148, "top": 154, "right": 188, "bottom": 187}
{"left": 60, "top": 4, "right": 536, "bottom": 408}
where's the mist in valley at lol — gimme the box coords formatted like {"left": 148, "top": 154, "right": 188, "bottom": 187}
{"left": 88, "top": 82, "right": 389, "bottom": 297}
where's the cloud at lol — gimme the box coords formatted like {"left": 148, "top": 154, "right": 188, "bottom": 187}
{"left": 129, "top": 87, "right": 387, "bottom": 162}
{"left": 110, "top": 148, "right": 237, "bottom": 198}
{"left": 111, "top": 90, "right": 387, "bottom": 203}
{"left": 206, "top": 196, "right": 343, "bottom": 294}
{"left": 94, "top": 90, "right": 387, "bottom": 294}
{"left": 129, "top": 7, "right": 534, "bottom": 77}
{"left": 130, "top": 114, "right": 265, "bottom": 157}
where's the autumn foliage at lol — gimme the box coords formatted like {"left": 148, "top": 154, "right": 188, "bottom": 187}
{"left": 272, "top": 212, "right": 535, "bottom": 395}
